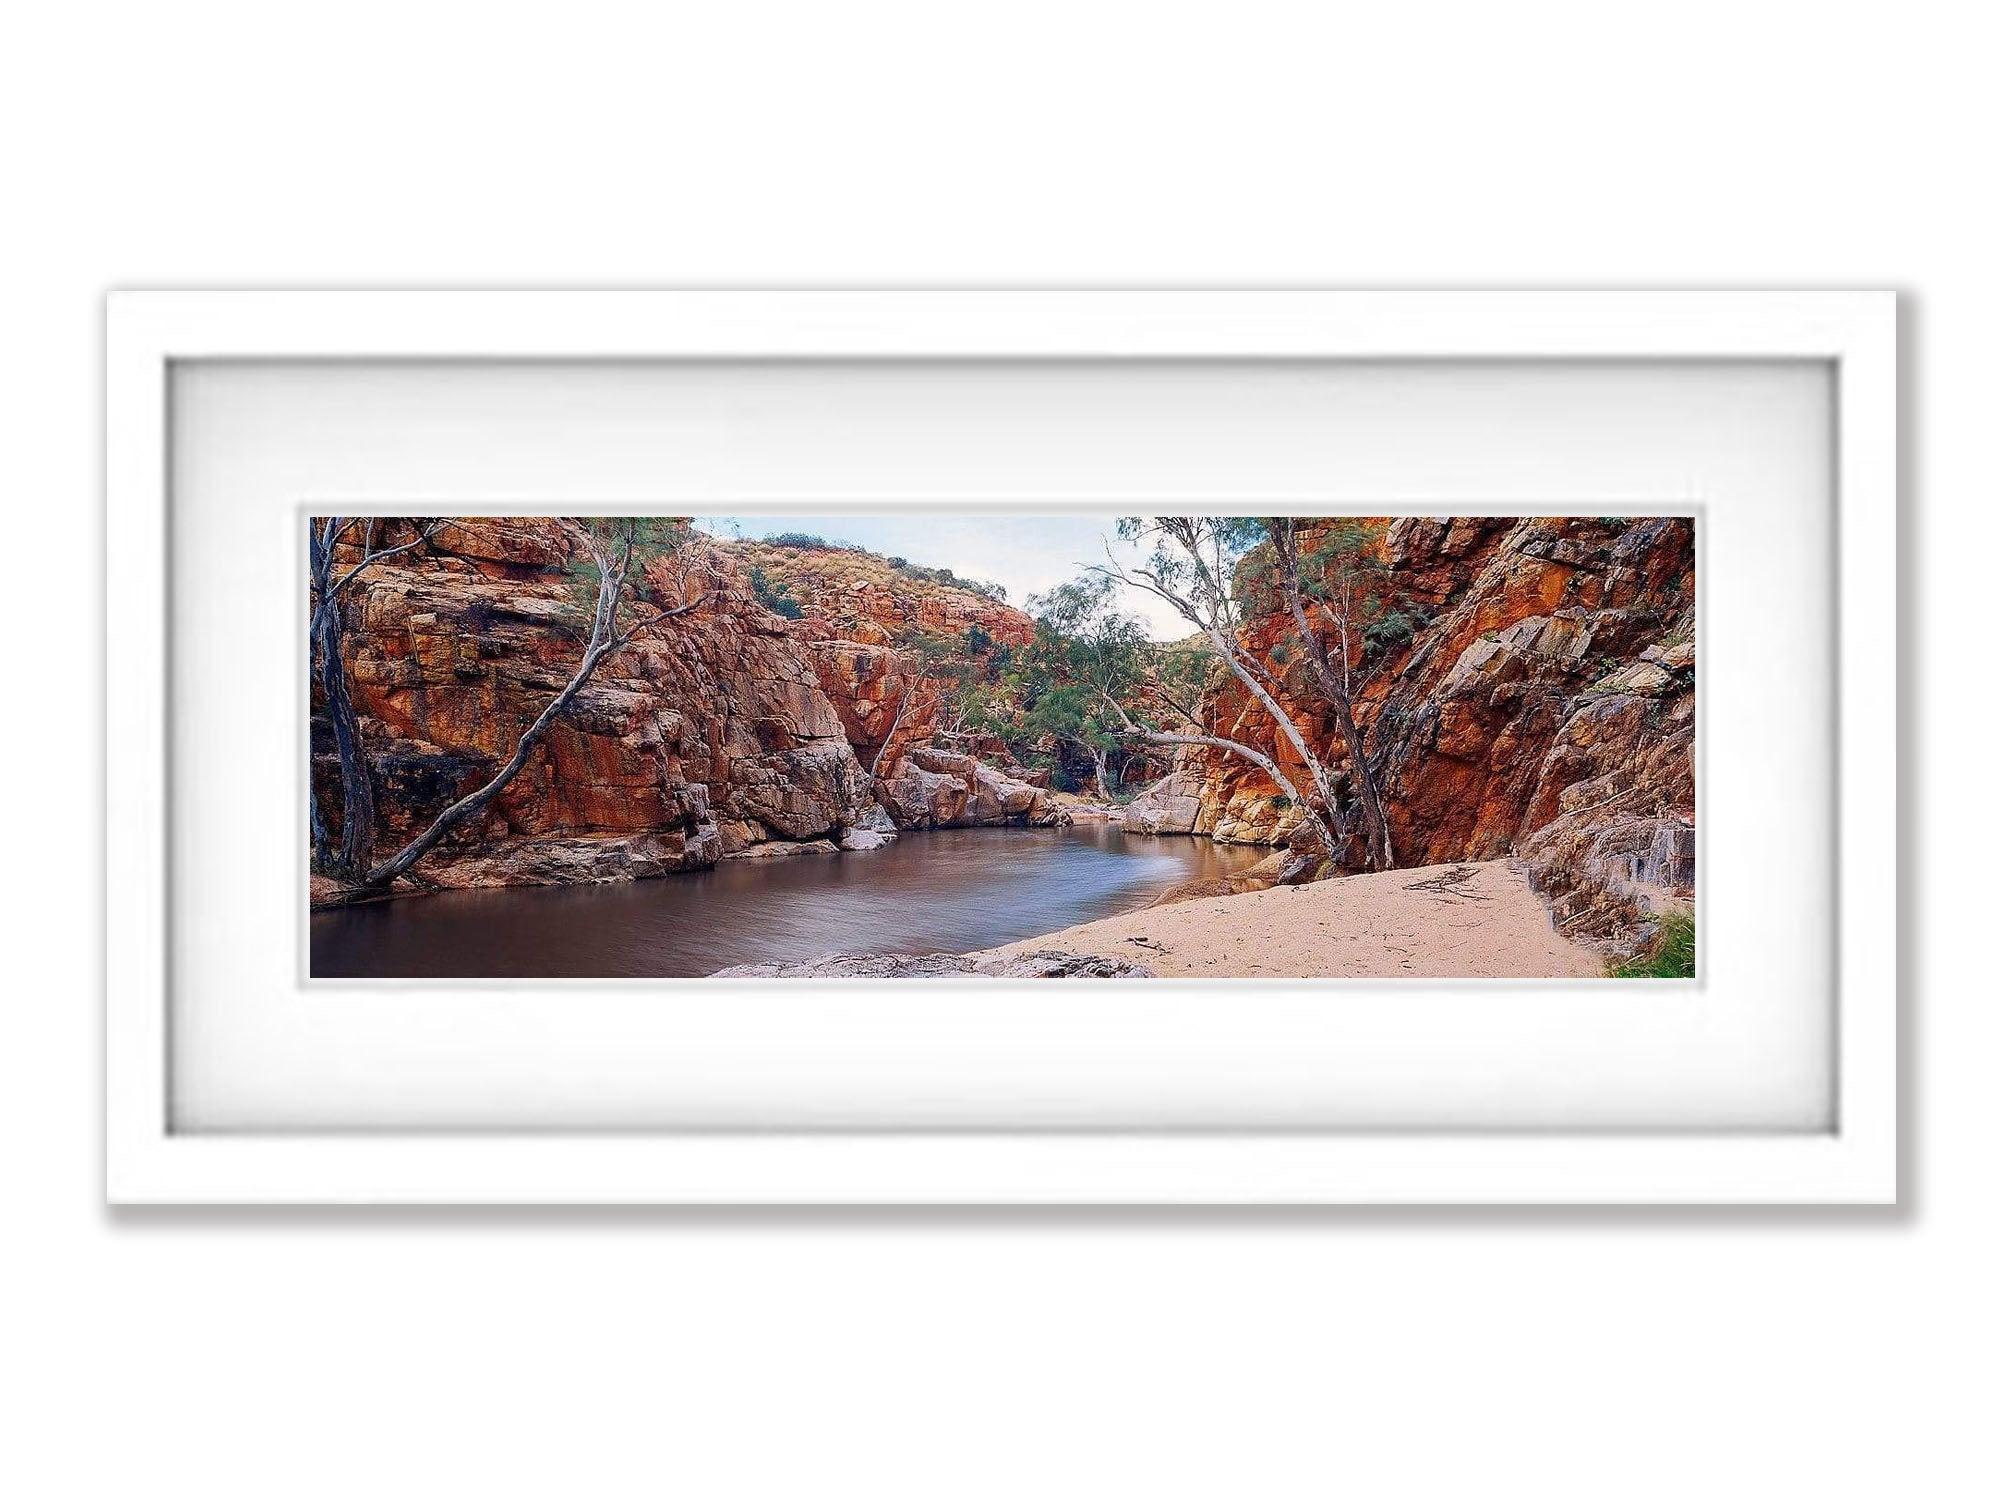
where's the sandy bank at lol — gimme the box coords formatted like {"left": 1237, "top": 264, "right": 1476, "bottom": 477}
{"left": 973, "top": 859, "right": 1603, "bottom": 979}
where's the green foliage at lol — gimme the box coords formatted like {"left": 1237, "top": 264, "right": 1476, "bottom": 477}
{"left": 965, "top": 624, "right": 995, "bottom": 656}
{"left": 1267, "top": 518, "right": 1386, "bottom": 612}
{"left": 563, "top": 516, "right": 697, "bottom": 623}
{"left": 750, "top": 565, "right": 805, "bottom": 619}
{"left": 889, "top": 557, "right": 1008, "bottom": 601}
{"left": 893, "top": 628, "right": 985, "bottom": 701}
{"left": 763, "top": 531, "right": 844, "bottom": 551}
{"left": 576, "top": 515, "right": 693, "bottom": 553}
{"left": 1363, "top": 609, "right": 1421, "bottom": 652}
{"left": 1143, "top": 636, "right": 1217, "bottom": 730}
{"left": 570, "top": 516, "right": 694, "bottom": 574}
{"left": 1019, "top": 683, "right": 1112, "bottom": 750}
{"left": 1609, "top": 911, "right": 1697, "bottom": 978}
{"left": 1116, "top": 516, "right": 1259, "bottom": 611}
{"left": 957, "top": 574, "right": 1155, "bottom": 763}
{"left": 895, "top": 625, "right": 959, "bottom": 657}
{"left": 953, "top": 681, "right": 1018, "bottom": 741}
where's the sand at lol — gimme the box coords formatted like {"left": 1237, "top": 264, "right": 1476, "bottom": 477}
{"left": 974, "top": 859, "right": 1604, "bottom": 979}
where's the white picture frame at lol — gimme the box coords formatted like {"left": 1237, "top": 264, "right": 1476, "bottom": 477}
{"left": 106, "top": 290, "right": 1896, "bottom": 1204}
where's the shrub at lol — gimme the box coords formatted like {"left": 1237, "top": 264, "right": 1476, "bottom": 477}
{"left": 1363, "top": 609, "right": 1420, "bottom": 652}
{"left": 887, "top": 558, "right": 1007, "bottom": 602}
{"left": 749, "top": 565, "right": 805, "bottom": 619}
{"left": 762, "top": 531, "right": 865, "bottom": 553}
{"left": 1609, "top": 910, "right": 1696, "bottom": 979}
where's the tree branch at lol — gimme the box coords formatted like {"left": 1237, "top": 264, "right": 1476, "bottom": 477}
{"left": 1267, "top": 517, "right": 1395, "bottom": 870}
{"left": 358, "top": 519, "right": 707, "bottom": 887}
{"left": 326, "top": 518, "right": 447, "bottom": 597}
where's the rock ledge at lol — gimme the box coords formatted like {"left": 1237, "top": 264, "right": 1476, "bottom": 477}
{"left": 710, "top": 949, "right": 1154, "bottom": 979}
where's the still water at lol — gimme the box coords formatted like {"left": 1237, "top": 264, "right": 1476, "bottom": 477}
{"left": 311, "top": 824, "right": 1265, "bottom": 979}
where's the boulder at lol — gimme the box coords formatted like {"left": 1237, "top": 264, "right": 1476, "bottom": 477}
{"left": 850, "top": 801, "right": 898, "bottom": 835}
{"left": 876, "top": 748, "right": 1071, "bottom": 830}
{"left": 1121, "top": 770, "right": 1205, "bottom": 835}
{"left": 876, "top": 763, "right": 966, "bottom": 827}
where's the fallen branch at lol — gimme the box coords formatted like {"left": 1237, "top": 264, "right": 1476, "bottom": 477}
{"left": 1403, "top": 864, "right": 1490, "bottom": 901}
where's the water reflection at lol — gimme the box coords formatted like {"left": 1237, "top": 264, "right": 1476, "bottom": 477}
{"left": 310, "top": 824, "right": 1265, "bottom": 979}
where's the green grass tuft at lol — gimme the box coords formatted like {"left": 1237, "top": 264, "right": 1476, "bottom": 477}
{"left": 1609, "top": 910, "right": 1696, "bottom": 978}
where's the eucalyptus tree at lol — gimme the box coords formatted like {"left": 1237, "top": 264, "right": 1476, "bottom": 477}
{"left": 1011, "top": 575, "right": 1150, "bottom": 798}
{"left": 1091, "top": 516, "right": 1364, "bottom": 863}
{"left": 1257, "top": 518, "right": 1396, "bottom": 870}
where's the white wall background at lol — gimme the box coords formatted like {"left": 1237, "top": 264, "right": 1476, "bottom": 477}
{"left": 1, "top": 4, "right": 1984, "bottom": 1497}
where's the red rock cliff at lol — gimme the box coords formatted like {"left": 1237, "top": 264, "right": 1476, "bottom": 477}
{"left": 737, "top": 540, "right": 1035, "bottom": 772}
{"left": 1150, "top": 517, "right": 1695, "bottom": 943}
{"left": 312, "top": 520, "right": 1055, "bottom": 895}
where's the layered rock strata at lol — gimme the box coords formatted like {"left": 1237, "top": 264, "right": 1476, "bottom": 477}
{"left": 312, "top": 520, "right": 1048, "bottom": 897}
{"left": 745, "top": 541, "right": 1034, "bottom": 773}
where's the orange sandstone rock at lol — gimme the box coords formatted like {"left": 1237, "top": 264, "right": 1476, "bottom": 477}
{"left": 1165, "top": 517, "right": 1695, "bottom": 944}
{"left": 313, "top": 520, "right": 1054, "bottom": 894}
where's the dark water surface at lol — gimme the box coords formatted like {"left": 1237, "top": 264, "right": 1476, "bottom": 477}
{"left": 311, "top": 825, "right": 1266, "bottom": 979}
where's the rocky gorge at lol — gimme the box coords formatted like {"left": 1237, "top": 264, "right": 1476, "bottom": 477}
{"left": 311, "top": 514, "right": 1694, "bottom": 967}
{"left": 310, "top": 519, "right": 1067, "bottom": 904}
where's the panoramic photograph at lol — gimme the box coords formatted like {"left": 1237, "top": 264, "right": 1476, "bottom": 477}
{"left": 308, "top": 513, "right": 1695, "bottom": 979}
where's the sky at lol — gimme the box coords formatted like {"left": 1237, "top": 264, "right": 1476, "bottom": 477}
{"left": 693, "top": 514, "right": 1191, "bottom": 639}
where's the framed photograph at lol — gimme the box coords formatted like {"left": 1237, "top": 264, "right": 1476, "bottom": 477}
{"left": 106, "top": 290, "right": 1895, "bottom": 1203}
